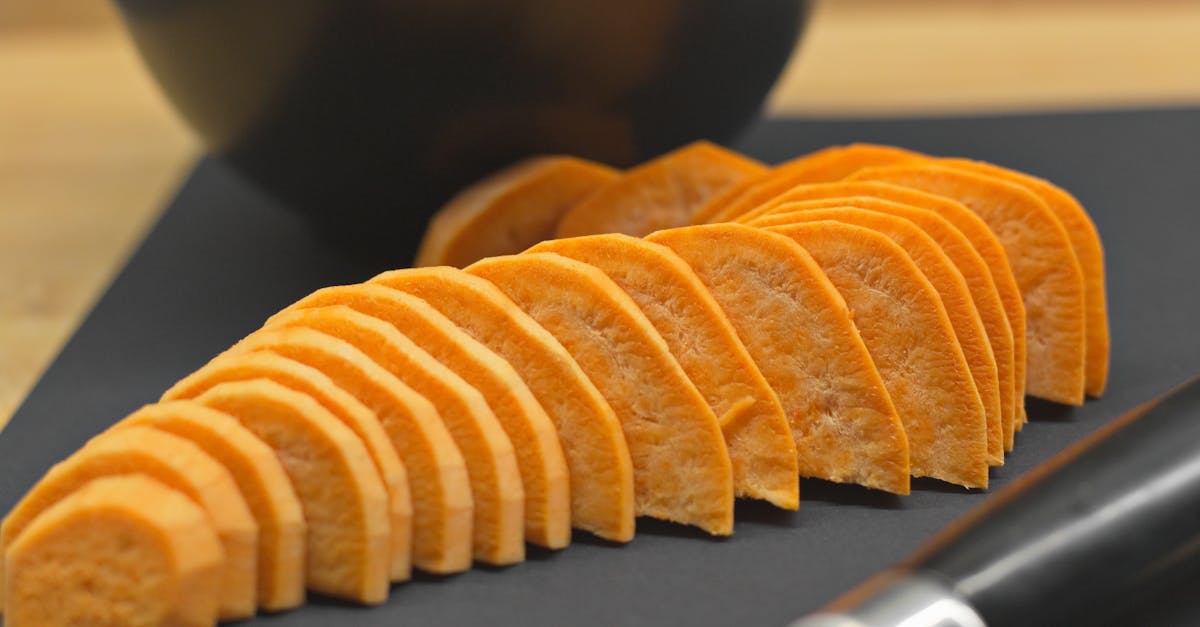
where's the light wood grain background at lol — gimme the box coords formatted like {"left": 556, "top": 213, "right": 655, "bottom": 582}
{"left": 2, "top": 0, "right": 1199, "bottom": 430}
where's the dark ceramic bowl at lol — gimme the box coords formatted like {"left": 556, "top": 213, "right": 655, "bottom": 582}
{"left": 116, "top": 0, "right": 808, "bottom": 263}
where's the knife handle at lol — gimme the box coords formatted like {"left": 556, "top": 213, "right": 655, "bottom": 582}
{"left": 792, "top": 376, "right": 1200, "bottom": 627}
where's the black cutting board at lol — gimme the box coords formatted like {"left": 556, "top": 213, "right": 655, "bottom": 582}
{"left": 3, "top": 109, "right": 1200, "bottom": 626}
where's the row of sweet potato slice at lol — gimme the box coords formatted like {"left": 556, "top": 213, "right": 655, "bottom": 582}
{"left": 0, "top": 143, "right": 1107, "bottom": 626}
{"left": 419, "top": 141, "right": 1109, "bottom": 406}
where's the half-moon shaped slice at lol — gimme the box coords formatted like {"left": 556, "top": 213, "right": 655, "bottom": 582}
{"left": 4, "top": 475, "right": 224, "bottom": 627}
{"left": 850, "top": 164, "right": 1086, "bottom": 405}
{"left": 209, "top": 329, "right": 471, "bottom": 575}
{"left": 274, "top": 285, "right": 569, "bottom": 550}
{"left": 694, "top": 143, "right": 922, "bottom": 224}
{"left": 248, "top": 309, "right": 524, "bottom": 566}
{"left": 114, "top": 401, "right": 305, "bottom": 611}
{"left": 162, "top": 350, "right": 412, "bottom": 581}
{"left": 645, "top": 224, "right": 910, "bottom": 494}
{"left": 767, "top": 221, "right": 989, "bottom": 488}
{"left": 468, "top": 253, "right": 735, "bottom": 535}
{"left": 745, "top": 195, "right": 1017, "bottom": 451}
{"left": 731, "top": 180, "right": 1028, "bottom": 428}
{"left": 748, "top": 207, "right": 1003, "bottom": 466}
{"left": 1, "top": 426, "right": 257, "bottom": 620}
{"left": 556, "top": 140, "right": 765, "bottom": 238}
{"left": 416, "top": 156, "right": 620, "bottom": 268}
{"left": 940, "top": 157, "right": 1109, "bottom": 398}
{"left": 193, "top": 379, "right": 391, "bottom": 605}
{"left": 528, "top": 234, "right": 799, "bottom": 509}
{"left": 370, "top": 266, "right": 636, "bottom": 543}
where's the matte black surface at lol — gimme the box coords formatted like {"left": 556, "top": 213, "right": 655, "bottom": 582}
{"left": 909, "top": 376, "right": 1200, "bottom": 627}
{"left": 3, "top": 109, "right": 1200, "bottom": 626}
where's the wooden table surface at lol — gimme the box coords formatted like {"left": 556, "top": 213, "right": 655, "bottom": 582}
{"left": 3, "top": 0, "right": 1200, "bottom": 430}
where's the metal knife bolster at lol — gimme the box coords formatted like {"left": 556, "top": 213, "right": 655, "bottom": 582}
{"left": 787, "top": 571, "right": 985, "bottom": 627}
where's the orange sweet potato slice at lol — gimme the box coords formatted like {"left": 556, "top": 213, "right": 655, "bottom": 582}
{"left": 730, "top": 180, "right": 1029, "bottom": 430}
{"left": 248, "top": 308, "right": 525, "bottom": 566}
{"left": 1, "top": 426, "right": 257, "bottom": 620}
{"left": 748, "top": 207, "right": 1004, "bottom": 465}
{"left": 767, "top": 221, "right": 990, "bottom": 488}
{"left": 555, "top": 140, "right": 766, "bottom": 238}
{"left": 416, "top": 156, "right": 621, "bottom": 268}
{"left": 694, "top": 143, "right": 923, "bottom": 225}
{"left": 369, "top": 267, "right": 636, "bottom": 543}
{"left": 746, "top": 195, "right": 1017, "bottom": 452}
{"left": 645, "top": 224, "right": 910, "bottom": 494}
{"left": 162, "top": 350, "right": 412, "bottom": 581}
{"left": 468, "top": 253, "right": 735, "bottom": 535}
{"left": 275, "top": 285, "right": 569, "bottom": 550}
{"left": 209, "top": 329, "right": 471, "bottom": 575}
{"left": 114, "top": 401, "right": 305, "bottom": 611}
{"left": 5, "top": 475, "right": 224, "bottom": 627}
{"left": 193, "top": 379, "right": 391, "bottom": 605}
{"left": 688, "top": 174, "right": 765, "bottom": 226}
{"left": 940, "top": 157, "right": 1109, "bottom": 398}
{"left": 850, "top": 164, "right": 1087, "bottom": 405}
{"left": 527, "top": 234, "right": 799, "bottom": 509}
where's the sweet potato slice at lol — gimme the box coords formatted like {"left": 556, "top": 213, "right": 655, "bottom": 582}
{"left": 416, "top": 156, "right": 620, "bottom": 268}
{"left": 555, "top": 140, "right": 766, "bottom": 238}
{"left": 468, "top": 253, "right": 735, "bottom": 535}
{"left": 210, "top": 329, "right": 471, "bottom": 575}
{"left": 850, "top": 164, "right": 1086, "bottom": 405}
{"left": 748, "top": 207, "right": 1004, "bottom": 465}
{"left": 731, "top": 180, "right": 1029, "bottom": 429}
{"left": 193, "top": 379, "right": 391, "bottom": 605}
{"left": 527, "top": 234, "right": 799, "bottom": 509}
{"left": 114, "top": 401, "right": 305, "bottom": 611}
{"left": 694, "top": 143, "right": 923, "bottom": 224}
{"left": 940, "top": 157, "right": 1109, "bottom": 398}
{"left": 645, "top": 224, "right": 910, "bottom": 494}
{"left": 767, "top": 221, "right": 990, "bottom": 488}
{"left": 5, "top": 475, "right": 224, "bottom": 627}
{"left": 162, "top": 350, "right": 412, "bottom": 581}
{"left": 369, "top": 267, "right": 636, "bottom": 543}
{"left": 747, "top": 195, "right": 1017, "bottom": 452}
{"left": 1, "top": 426, "right": 257, "bottom": 620}
{"left": 276, "top": 285, "right": 569, "bottom": 550}
{"left": 249, "top": 308, "right": 524, "bottom": 565}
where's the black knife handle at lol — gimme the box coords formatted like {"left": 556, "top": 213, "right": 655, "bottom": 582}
{"left": 792, "top": 376, "right": 1200, "bottom": 627}
{"left": 912, "top": 376, "right": 1200, "bottom": 626}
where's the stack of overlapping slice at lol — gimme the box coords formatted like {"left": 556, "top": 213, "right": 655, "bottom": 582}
{"left": 0, "top": 142, "right": 1107, "bottom": 627}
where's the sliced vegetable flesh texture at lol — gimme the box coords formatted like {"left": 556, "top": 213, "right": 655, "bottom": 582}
{"left": 113, "top": 401, "right": 306, "bottom": 611}
{"left": 728, "top": 179, "right": 1029, "bottom": 429}
{"left": 528, "top": 234, "right": 799, "bottom": 509}
{"left": 850, "top": 164, "right": 1086, "bottom": 405}
{"left": 745, "top": 194, "right": 1017, "bottom": 451}
{"left": 646, "top": 224, "right": 911, "bottom": 494}
{"left": 370, "top": 266, "right": 636, "bottom": 543}
{"left": 940, "top": 157, "right": 1109, "bottom": 398}
{"left": 210, "top": 329, "right": 472, "bottom": 574}
{"left": 468, "top": 252, "right": 735, "bottom": 535}
{"left": 416, "top": 156, "right": 621, "bottom": 268}
{"left": 4, "top": 475, "right": 224, "bottom": 627}
{"left": 768, "top": 221, "right": 990, "bottom": 488}
{"left": 194, "top": 379, "right": 391, "bottom": 605}
{"left": 747, "top": 206, "right": 1003, "bottom": 465}
{"left": 2, "top": 426, "right": 258, "bottom": 620}
{"left": 248, "top": 308, "right": 525, "bottom": 566}
{"left": 695, "top": 143, "right": 923, "bottom": 224}
{"left": 164, "top": 350, "right": 412, "bottom": 580}
{"left": 556, "top": 140, "right": 766, "bottom": 238}
{"left": 276, "top": 284, "right": 569, "bottom": 550}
